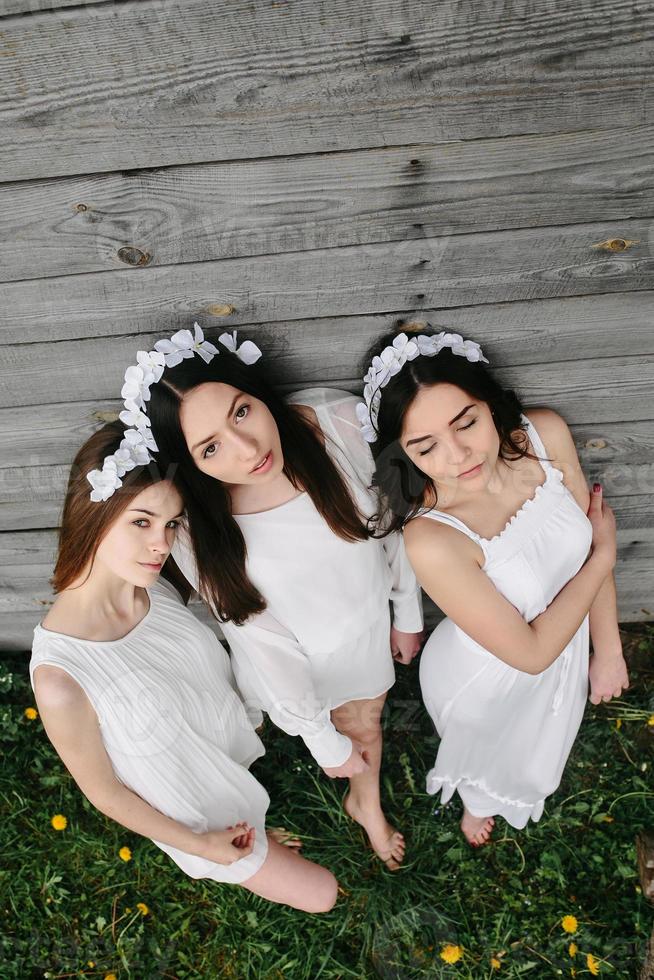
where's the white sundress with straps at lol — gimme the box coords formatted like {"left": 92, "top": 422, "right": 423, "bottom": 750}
{"left": 414, "top": 412, "right": 594, "bottom": 828}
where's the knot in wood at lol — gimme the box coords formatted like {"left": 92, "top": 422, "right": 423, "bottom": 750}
{"left": 117, "top": 246, "right": 151, "bottom": 267}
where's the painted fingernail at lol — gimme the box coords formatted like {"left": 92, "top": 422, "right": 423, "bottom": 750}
{"left": 593, "top": 483, "right": 601, "bottom": 492}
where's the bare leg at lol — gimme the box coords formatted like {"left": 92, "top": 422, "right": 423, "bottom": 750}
{"left": 240, "top": 835, "right": 338, "bottom": 912}
{"left": 460, "top": 806, "right": 495, "bottom": 847}
{"left": 331, "top": 692, "right": 405, "bottom": 870}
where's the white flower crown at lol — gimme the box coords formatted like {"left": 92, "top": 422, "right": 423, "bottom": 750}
{"left": 86, "top": 323, "right": 262, "bottom": 501}
{"left": 356, "top": 331, "right": 489, "bottom": 444}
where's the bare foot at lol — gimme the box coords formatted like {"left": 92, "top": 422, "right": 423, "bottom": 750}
{"left": 268, "top": 826, "right": 303, "bottom": 849}
{"left": 460, "top": 807, "right": 495, "bottom": 847}
{"left": 343, "top": 792, "right": 405, "bottom": 870}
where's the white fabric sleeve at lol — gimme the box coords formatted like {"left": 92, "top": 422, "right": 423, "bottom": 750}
{"left": 220, "top": 612, "right": 353, "bottom": 769}
{"left": 381, "top": 531, "right": 425, "bottom": 632}
{"left": 316, "top": 389, "right": 425, "bottom": 634}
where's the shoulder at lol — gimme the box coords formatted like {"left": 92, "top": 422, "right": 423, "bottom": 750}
{"left": 41, "top": 595, "right": 81, "bottom": 635}
{"left": 524, "top": 407, "right": 576, "bottom": 464}
{"left": 525, "top": 408, "right": 589, "bottom": 508}
{"left": 403, "top": 515, "right": 481, "bottom": 568}
{"left": 32, "top": 662, "right": 89, "bottom": 712}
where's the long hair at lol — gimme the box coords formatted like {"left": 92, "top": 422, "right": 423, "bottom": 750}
{"left": 52, "top": 420, "right": 191, "bottom": 602}
{"left": 364, "top": 323, "right": 544, "bottom": 536}
{"left": 147, "top": 344, "right": 370, "bottom": 625}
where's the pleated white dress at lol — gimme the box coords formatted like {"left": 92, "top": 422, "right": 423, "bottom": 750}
{"left": 172, "top": 387, "right": 424, "bottom": 770}
{"left": 415, "top": 413, "right": 593, "bottom": 828}
{"left": 30, "top": 576, "right": 271, "bottom": 883}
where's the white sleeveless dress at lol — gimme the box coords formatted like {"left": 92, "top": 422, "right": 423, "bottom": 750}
{"left": 30, "top": 577, "right": 271, "bottom": 884}
{"left": 414, "top": 413, "right": 593, "bottom": 828}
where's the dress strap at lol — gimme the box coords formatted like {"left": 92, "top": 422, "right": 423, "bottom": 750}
{"left": 414, "top": 508, "right": 489, "bottom": 561}
{"left": 520, "top": 412, "right": 554, "bottom": 475}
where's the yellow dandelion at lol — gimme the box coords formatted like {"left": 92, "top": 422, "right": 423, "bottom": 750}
{"left": 50, "top": 813, "right": 67, "bottom": 831}
{"left": 118, "top": 846, "right": 132, "bottom": 862}
{"left": 614, "top": 718, "right": 622, "bottom": 730}
{"left": 24, "top": 707, "right": 38, "bottom": 720}
{"left": 647, "top": 715, "right": 654, "bottom": 727}
{"left": 491, "top": 956, "right": 501, "bottom": 969}
{"left": 586, "top": 953, "right": 600, "bottom": 975}
{"left": 104, "top": 974, "right": 117, "bottom": 980}
{"left": 561, "top": 915, "right": 578, "bottom": 934}
{"left": 136, "top": 901, "right": 149, "bottom": 916}
{"left": 568, "top": 942, "right": 577, "bottom": 957}
{"left": 87, "top": 963, "right": 95, "bottom": 969}
{"left": 440, "top": 944, "right": 463, "bottom": 964}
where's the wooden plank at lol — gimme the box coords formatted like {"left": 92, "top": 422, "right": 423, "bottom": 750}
{"left": 3, "top": 525, "right": 651, "bottom": 572}
{"left": 1, "top": 0, "right": 109, "bottom": 14}
{"left": 2, "top": 220, "right": 654, "bottom": 347}
{"left": 2, "top": 127, "right": 654, "bottom": 283}
{"left": 0, "top": 351, "right": 652, "bottom": 473}
{"left": 3, "top": 535, "right": 652, "bottom": 652}
{"left": 1, "top": 427, "right": 651, "bottom": 528}
{"left": 1, "top": 0, "right": 653, "bottom": 182}
{"left": 3, "top": 289, "right": 654, "bottom": 409}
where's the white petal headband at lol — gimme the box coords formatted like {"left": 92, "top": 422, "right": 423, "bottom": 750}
{"left": 86, "top": 324, "right": 262, "bottom": 501}
{"left": 356, "top": 331, "right": 489, "bottom": 444}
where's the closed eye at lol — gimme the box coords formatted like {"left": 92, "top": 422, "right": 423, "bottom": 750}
{"left": 418, "top": 418, "right": 476, "bottom": 456}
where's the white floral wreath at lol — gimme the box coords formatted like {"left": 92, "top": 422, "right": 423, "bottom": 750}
{"left": 355, "top": 331, "right": 489, "bottom": 444}
{"left": 87, "top": 323, "right": 262, "bottom": 501}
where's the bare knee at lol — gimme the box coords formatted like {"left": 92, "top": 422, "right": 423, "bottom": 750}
{"left": 304, "top": 869, "right": 338, "bottom": 914}
{"left": 344, "top": 721, "right": 382, "bottom": 749}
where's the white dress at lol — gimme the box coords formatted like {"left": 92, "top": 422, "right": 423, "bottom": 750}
{"left": 172, "top": 387, "right": 424, "bottom": 769}
{"left": 414, "top": 413, "right": 593, "bottom": 828}
{"left": 30, "top": 576, "right": 271, "bottom": 884}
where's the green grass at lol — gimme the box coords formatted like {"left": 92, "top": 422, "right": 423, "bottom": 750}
{"left": 1, "top": 625, "right": 652, "bottom": 979}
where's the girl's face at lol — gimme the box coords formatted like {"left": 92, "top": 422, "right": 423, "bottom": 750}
{"left": 178, "top": 382, "right": 284, "bottom": 486}
{"left": 95, "top": 480, "right": 184, "bottom": 586}
{"left": 400, "top": 383, "right": 500, "bottom": 492}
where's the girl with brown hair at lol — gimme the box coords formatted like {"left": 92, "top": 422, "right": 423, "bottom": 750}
{"left": 29, "top": 419, "right": 338, "bottom": 912}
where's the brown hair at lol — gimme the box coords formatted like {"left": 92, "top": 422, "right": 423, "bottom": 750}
{"left": 146, "top": 345, "right": 371, "bottom": 624}
{"left": 51, "top": 420, "right": 191, "bottom": 601}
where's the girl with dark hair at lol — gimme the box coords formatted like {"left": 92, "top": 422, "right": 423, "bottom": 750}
{"left": 360, "top": 325, "right": 628, "bottom": 848}
{"left": 29, "top": 420, "right": 338, "bottom": 912}
{"left": 145, "top": 328, "right": 425, "bottom": 870}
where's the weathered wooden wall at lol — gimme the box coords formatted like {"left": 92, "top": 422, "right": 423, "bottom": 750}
{"left": 1, "top": 0, "right": 653, "bottom": 649}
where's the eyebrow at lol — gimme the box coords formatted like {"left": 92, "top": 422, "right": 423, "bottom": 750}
{"left": 128, "top": 509, "right": 186, "bottom": 519}
{"left": 190, "top": 392, "right": 242, "bottom": 453}
{"left": 405, "top": 404, "right": 476, "bottom": 447}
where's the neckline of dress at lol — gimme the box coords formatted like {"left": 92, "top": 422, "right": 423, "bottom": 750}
{"left": 35, "top": 585, "right": 155, "bottom": 645}
{"left": 233, "top": 490, "right": 309, "bottom": 518}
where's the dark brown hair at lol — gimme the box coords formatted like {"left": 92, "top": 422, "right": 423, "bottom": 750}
{"left": 147, "top": 343, "right": 370, "bottom": 625}
{"left": 51, "top": 420, "right": 191, "bottom": 602}
{"left": 363, "top": 323, "right": 544, "bottom": 536}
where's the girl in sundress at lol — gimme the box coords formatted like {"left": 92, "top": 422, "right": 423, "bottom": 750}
{"left": 358, "top": 325, "right": 629, "bottom": 847}
{"left": 30, "top": 420, "right": 338, "bottom": 911}
{"left": 144, "top": 326, "right": 425, "bottom": 869}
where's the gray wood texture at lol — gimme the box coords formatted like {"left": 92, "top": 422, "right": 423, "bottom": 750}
{"left": 1, "top": 0, "right": 653, "bottom": 181}
{"left": 1, "top": 0, "right": 653, "bottom": 648}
